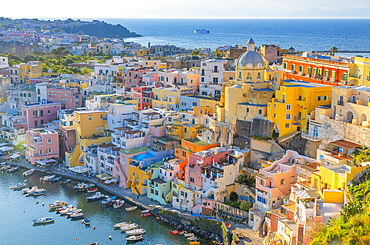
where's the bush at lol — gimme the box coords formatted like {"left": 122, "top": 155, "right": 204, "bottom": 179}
{"left": 230, "top": 191, "right": 238, "bottom": 202}
{"left": 240, "top": 201, "right": 251, "bottom": 212}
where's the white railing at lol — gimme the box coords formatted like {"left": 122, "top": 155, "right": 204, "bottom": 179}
{"left": 301, "top": 133, "right": 320, "bottom": 141}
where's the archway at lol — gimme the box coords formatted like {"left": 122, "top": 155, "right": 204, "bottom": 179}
{"left": 207, "top": 190, "right": 215, "bottom": 200}
{"left": 345, "top": 111, "right": 354, "bottom": 123}
{"left": 359, "top": 113, "right": 367, "bottom": 126}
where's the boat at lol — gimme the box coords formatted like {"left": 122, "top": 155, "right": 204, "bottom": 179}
{"left": 141, "top": 210, "right": 150, "bottom": 213}
{"left": 49, "top": 200, "right": 68, "bottom": 210}
{"left": 60, "top": 179, "right": 71, "bottom": 184}
{"left": 10, "top": 183, "right": 26, "bottom": 190}
{"left": 188, "top": 236, "right": 198, "bottom": 241}
{"left": 126, "top": 228, "right": 146, "bottom": 236}
{"left": 70, "top": 212, "right": 84, "bottom": 220}
{"left": 49, "top": 176, "right": 62, "bottom": 182}
{"left": 184, "top": 233, "right": 195, "bottom": 237}
{"left": 87, "top": 187, "right": 98, "bottom": 193}
{"left": 3, "top": 165, "right": 12, "bottom": 171}
{"left": 7, "top": 165, "right": 20, "bottom": 173}
{"left": 73, "top": 182, "right": 95, "bottom": 192}
{"left": 120, "top": 223, "right": 139, "bottom": 232}
{"left": 125, "top": 206, "right": 137, "bottom": 212}
{"left": 113, "top": 221, "right": 130, "bottom": 229}
{"left": 194, "top": 29, "right": 209, "bottom": 34}
{"left": 87, "top": 192, "right": 105, "bottom": 201}
{"left": 102, "top": 196, "right": 116, "bottom": 205}
{"left": 82, "top": 218, "right": 90, "bottom": 226}
{"left": 59, "top": 205, "right": 75, "bottom": 215}
{"left": 66, "top": 209, "right": 82, "bottom": 217}
{"left": 0, "top": 164, "right": 9, "bottom": 171}
{"left": 113, "top": 199, "right": 124, "bottom": 209}
{"left": 32, "top": 189, "right": 46, "bottom": 196}
{"left": 170, "top": 230, "right": 180, "bottom": 235}
{"left": 141, "top": 213, "right": 151, "bottom": 217}
{"left": 23, "top": 169, "right": 35, "bottom": 176}
{"left": 40, "top": 175, "right": 55, "bottom": 182}
{"left": 84, "top": 243, "right": 99, "bottom": 245}
{"left": 33, "top": 217, "right": 54, "bottom": 224}
{"left": 126, "top": 235, "right": 144, "bottom": 241}
{"left": 22, "top": 187, "right": 31, "bottom": 194}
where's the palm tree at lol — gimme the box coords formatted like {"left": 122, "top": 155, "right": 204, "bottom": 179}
{"left": 330, "top": 46, "right": 338, "bottom": 56}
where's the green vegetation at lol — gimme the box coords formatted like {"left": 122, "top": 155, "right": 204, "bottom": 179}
{"left": 225, "top": 192, "right": 252, "bottom": 212}
{"left": 351, "top": 147, "right": 370, "bottom": 165}
{"left": 237, "top": 174, "right": 256, "bottom": 188}
{"left": 4, "top": 47, "right": 114, "bottom": 74}
{"left": 309, "top": 174, "right": 370, "bottom": 245}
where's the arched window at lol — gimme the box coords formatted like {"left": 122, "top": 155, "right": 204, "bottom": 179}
{"left": 257, "top": 72, "right": 261, "bottom": 79}
{"left": 238, "top": 72, "right": 242, "bottom": 79}
{"left": 247, "top": 73, "right": 252, "bottom": 80}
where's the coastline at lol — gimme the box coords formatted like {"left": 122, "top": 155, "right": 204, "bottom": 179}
{"left": 13, "top": 160, "right": 223, "bottom": 244}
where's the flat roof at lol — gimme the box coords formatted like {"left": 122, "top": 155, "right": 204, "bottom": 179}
{"left": 330, "top": 139, "right": 360, "bottom": 149}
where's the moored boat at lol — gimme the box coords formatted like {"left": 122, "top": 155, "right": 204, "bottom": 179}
{"left": 66, "top": 209, "right": 82, "bottom": 217}
{"left": 126, "top": 228, "right": 146, "bottom": 236}
{"left": 126, "top": 235, "right": 144, "bottom": 241}
{"left": 23, "top": 169, "right": 35, "bottom": 177}
{"left": 73, "top": 182, "right": 94, "bottom": 192}
{"left": 113, "top": 221, "right": 130, "bottom": 229}
{"left": 82, "top": 217, "right": 90, "bottom": 226}
{"left": 125, "top": 206, "right": 137, "bottom": 212}
{"left": 141, "top": 213, "right": 151, "bottom": 217}
{"left": 87, "top": 192, "right": 105, "bottom": 201}
{"left": 60, "top": 179, "right": 71, "bottom": 184}
{"left": 59, "top": 205, "right": 74, "bottom": 215}
{"left": 10, "top": 182, "right": 26, "bottom": 190}
{"left": 70, "top": 212, "right": 84, "bottom": 220}
{"left": 87, "top": 187, "right": 98, "bottom": 193}
{"left": 184, "top": 233, "right": 195, "bottom": 237}
{"left": 22, "top": 187, "right": 31, "bottom": 194}
{"left": 33, "top": 217, "right": 54, "bottom": 224}
{"left": 49, "top": 200, "right": 68, "bottom": 210}
{"left": 40, "top": 175, "right": 55, "bottom": 182}
{"left": 32, "top": 189, "right": 46, "bottom": 196}
{"left": 120, "top": 223, "right": 139, "bottom": 232}
{"left": 49, "top": 176, "right": 62, "bottom": 182}
{"left": 102, "top": 196, "right": 116, "bottom": 205}
{"left": 113, "top": 199, "right": 124, "bottom": 209}
{"left": 7, "top": 165, "right": 20, "bottom": 173}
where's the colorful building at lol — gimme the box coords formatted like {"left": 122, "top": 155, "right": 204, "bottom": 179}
{"left": 348, "top": 56, "right": 370, "bottom": 86}
{"left": 21, "top": 102, "right": 62, "bottom": 129}
{"left": 26, "top": 128, "right": 59, "bottom": 165}
{"left": 18, "top": 61, "right": 43, "bottom": 84}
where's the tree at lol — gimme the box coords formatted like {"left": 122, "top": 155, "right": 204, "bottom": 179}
{"left": 81, "top": 67, "right": 91, "bottom": 75}
{"left": 240, "top": 201, "right": 251, "bottom": 212}
{"left": 330, "top": 46, "right": 338, "bottom": 56}
{"left": 230, "top": 192, "right": 238, "bottom": 202}
{"left": 87, "top": 51, "right": 93, "bottom": 57}
{"left": 51, "top": 47, "right": 69, "bottom": 62}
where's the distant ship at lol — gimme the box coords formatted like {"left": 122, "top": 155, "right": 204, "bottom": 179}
{"left": 194, "top": 29, "right": 209, "bottom": 34}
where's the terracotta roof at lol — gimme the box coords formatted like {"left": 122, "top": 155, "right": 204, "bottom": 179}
{"left": 330, "top": 139, "right": 360, "bottom": 149}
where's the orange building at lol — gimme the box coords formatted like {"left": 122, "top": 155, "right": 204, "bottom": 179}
{"left": 283, "top": 54, "right": 351, "bottom": 86}
{"left": 175, "top": 138, "right": 217, "bottom": 180}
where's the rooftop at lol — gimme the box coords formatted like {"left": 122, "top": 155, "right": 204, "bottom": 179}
{"left": 185, "top": 138, "right": 209, "bottom": 146}
{"left": 120, "top": 146, "right": 148, "bottom": 155}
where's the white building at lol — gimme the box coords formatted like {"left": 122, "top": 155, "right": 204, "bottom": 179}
{"left": 199, "top": 59, "right": 228, "bottom": 98}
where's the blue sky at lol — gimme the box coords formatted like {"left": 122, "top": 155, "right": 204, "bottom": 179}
{"left": 1, "top": 0, "right": 370, "bottom": 19}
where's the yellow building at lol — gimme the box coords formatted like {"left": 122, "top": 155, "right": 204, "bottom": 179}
{"left": 152, "top": 87, "right": 194, "bottom": 110}
{"left": 267, "top": 80, "right": 332, "bottom": 137}
{"left": 311, "top": 164, "right": 369, "bottom": 203}
{"left": 137, "top": 49, "right": 150, "bottom": 57}
{"left": 349, "top": 56, "right": 370, "bottom": 86}
{"left": 18, "top": 61, "right": 43, "bottom": 84}
{"left": 68, "top": 110, "right": 111, "bottom": 167}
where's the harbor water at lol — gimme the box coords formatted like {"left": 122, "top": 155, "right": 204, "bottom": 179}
{"left": 0, "top": 170, "right": 207, "bottom": 245}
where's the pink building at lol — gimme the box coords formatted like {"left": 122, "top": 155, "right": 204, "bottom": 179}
{"left": 26, "top": 128, "right": 59, "bottom": 165}
{"left": 185, "top": 147, "right": 232, "bottom": 189}
{"left": 37, "top": 84, "right": 82, "bottom": 110}
{"left": 126, "top": 69, "right": 146, "bottom": 87}
{"left": 132, "top": 86, "right": 153, "bottom": 110}
{"left": 21, "top": 102, "right": 62, "bottom": 129}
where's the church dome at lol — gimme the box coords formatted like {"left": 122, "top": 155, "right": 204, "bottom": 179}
{"left": 237, "top": 51, "right": 265, "bottom": 68}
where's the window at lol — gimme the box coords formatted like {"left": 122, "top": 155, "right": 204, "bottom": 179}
{"left": 48, "top": 148, "right": 52, "bottom": 153}
{"left": 246, "top": 72, "right": 252, "bottom": 80}
{"left": 247, "top": 108, "right": 249, "bottom": 113}
{"left": 89, "top": 116, "right": 92, "bottom": 121}
{"left": 280, "top": 179, "right": 285, "bottom": 185}
{"left": 286, "top": 123, "right": 289, "bottom": 128}
{"left": 190, "top": 177, "right": 194, "bottom": 183}
{"left": 201, "top": 77, "right": 204, "bottom": 83}
{"left": 286, "top": 114, "right": 291, "bottom": 120}
{"left": 282, "top": 94, "right": 285, "bottom": 103}
{"left": 317, "top": 96, "right": 321, "bottom": 101}
{"left": 259, "top": 109, "right": 262, "bottom": 114}
{"left": 324, "top": 95, "right": 328, "bottom": 100}
{"left": 298, "top": 95, "right": 302, "bottom": 101}
{"left": 286, "top": 104, "right": 291, "bottom": 110}
{"left": 257, "top": 196, "right": 266, "bottom": 204}
{"left": 40, "top": 150, "right": 43, "bottom": 155}
{"left": 34, "top": 120, "right": 37, "bottom": 127}
{"left": 284, "top": 63, "right": 287, "bottom": 69}
{"left": 96, "top": 127, "right": 99, "bottom": 131}
{"left": 299, "top": 65, "right": 303, "bottom": 72}
{"left": 213, "top": 77, "right": 218, "bottom": 84}
{"left": 48, "top": 110, "right": 50, "bottom": 115}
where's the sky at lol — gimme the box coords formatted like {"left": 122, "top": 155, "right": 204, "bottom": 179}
{"left": 1, "top": 0, "right": 370, "bottom": 19}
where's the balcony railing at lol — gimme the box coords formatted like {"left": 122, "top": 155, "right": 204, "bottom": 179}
{"left": 301, "top": 133, "right": 320, "bottom": 142}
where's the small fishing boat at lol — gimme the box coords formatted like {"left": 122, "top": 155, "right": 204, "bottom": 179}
{"left": 73, "top": 182, "right": 94, "bottom": 192}
{"left": 113, "top": 221, "right": 130, "bottom": 229}
{"left": 188, "top": 236, "right": 198, "bottom": 241}
{"left": 82, "top": 218, "right": 90, "bottom": 226}
{"left": 141, "top": 210, "right": 150, "bottom": 213}
{"left": 49, "top": 201, "right": 68, "bottom": 210}
{"left": 60, "top": 179, "right": 71, "bottom": 184}
{"left": 126, "top": 228, "right": 146, "bottom": 236}
{"left": 66, "top": 209, "right": 82, "bottom": 217}
{"left": 32, "top": 189, "right": 46, "bottom": 196}
{"left": 0, "top": 164, "right": 9, "bottom": 171}
{"left": 102, "top": 196, "right": 116, "bottom": 205}
{"left": 10, "top": 182, "right": 26, "bottom": 190}
{"left": 23, "top": 169, "right": 35, "bottom": 176}
{"left": 170, "top": 230, "right": 180, "bottom": 235}
{"left": 141, "top": 213, "right": 151, "bottom": 217}
{"left": 7, "top": 165, "right": 20, "bottom": 173}
{"left": 70, "top": 212, "right": 84, "bottom": 220}
{"left": 126, "top": 235, "right": 144, "bottom": 241}
{"left": 125, "top": 206, "right": 137, "bottom": 212}
{"left": 49, "top": 176, "right": 62, "bottom": 182}
{"left": 40, "top": 175, "right": 55, "bottom": 182}
{"left": 113, "top": 199, "right": 124, "bottom": 209}
{"left": 120, "top": 223, "right": 139, "bottom": 232}
{"left": 87, "top": 192, "right": 105, "bottom": 201}
{"left": 22, "top": 187, "right": 31, "bottom": 194}
{"left": 33, "top": 217, "right": 54, "bottom": 224}
{"left": 87, "top": 187, "right": 98, "bottom": 193}
{"left": 59, "top": 205, "right": 75, "bottom": 215}
{"left": 3, "top": 165, "right": 12, "bottom": 171}
{"left": 184, "top": 233, "right": 195, "bottom": 237}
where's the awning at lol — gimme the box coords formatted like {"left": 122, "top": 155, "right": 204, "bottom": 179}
{"left": 10, "top": 153, "right": 20, "bottom": 159}
{"left": 96, "top": 173, "right": 113, "bottom": 181}
{"left": 0, "top": 146, "right": 13, "bottom": 152}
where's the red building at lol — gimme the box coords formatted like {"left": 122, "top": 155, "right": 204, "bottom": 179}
{"left": 283, "top": 54, "right": 351, "bottom": 86}
{"left": 132, "top": 86, "right": 153, "bottom": 110}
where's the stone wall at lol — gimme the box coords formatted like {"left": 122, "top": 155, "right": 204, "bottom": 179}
{"left": 236, "top": 118, "right": 274, "bottom": 138}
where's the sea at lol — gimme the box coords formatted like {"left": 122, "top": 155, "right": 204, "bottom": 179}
{"left": 0, "top": 170, "right": 206, "bottom": 245}
{"left": 101, "top": 19, "right": 370, "bottom": 56}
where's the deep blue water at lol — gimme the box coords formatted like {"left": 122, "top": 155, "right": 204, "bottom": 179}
{"left": 0, "top": 171, "right": 200, "bottom": 245}
{"left": 101, "top": 19, "right": 370, "bottom": 53}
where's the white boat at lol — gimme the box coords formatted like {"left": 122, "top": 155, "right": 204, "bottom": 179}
{"left": 194, "top": 29, "right": 209, "bottom": 34}
{"left": 26, "top": 187, "right": 46, "bottom": 196}
{"left": 188, "top": 236, "right": 198, "bottom": 241}
{"left": 184, "top": 233, "right": 195, "bottom": 237}
{"left": 113, "top": 199, "right": 124, "bottom": 209}
{"left": 125, "top": 206, "right": 137, "bottom": 212}
{"left": 120, "top": 223, "right": 139, "bottom": 232}
{"left": 73, "top": 182, "right": 94, "bottom": 192}
{"left": 66, "top": 209, "right": 82, "bottom": 217}
{"left": 40, "top": 175, "right": 55, "bottom": 182}
{"left": 49, "top": 200, "right": 68, "bottom": 210}
{"left": 141, "top": 210, "right": 150, "bottom": 213}
{"left": 113, "top": 221, "right": 130, "bottom": 229}
{"left": 126, "top": 228, "right": 146, "bottom": 236}
{"left": 126, "top": 235, "right": 144, "bottom": 241}
{"left": 22, "top": 187, "right": 31, "bottom": 194}
{"left": 23, "top": 169, "right": 35, "bottom": 177}
{"left": 33, "top": 217, "right": 54, "bottom": 224}
{"left": 10, "top": 183, "right": 26, "bottom": 190}
{"left": 59, "top": 205, "right": 75, "bottom": 215}
{"left": 87, "top": 192, "right": 105, "bottom": 201}
{"left": 70, "top": 212, "right": 84, "bottom": 219}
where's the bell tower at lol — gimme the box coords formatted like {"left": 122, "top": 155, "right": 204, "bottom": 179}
{"left": 247, "top": 37, "right": 255, "bottom": 52}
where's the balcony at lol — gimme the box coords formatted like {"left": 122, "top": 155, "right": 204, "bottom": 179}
{"left": 337, "top": 100, "right": 344, "bottom": 106}
{"left": 301, "top": 133, "right": 320, "bottom": 142}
